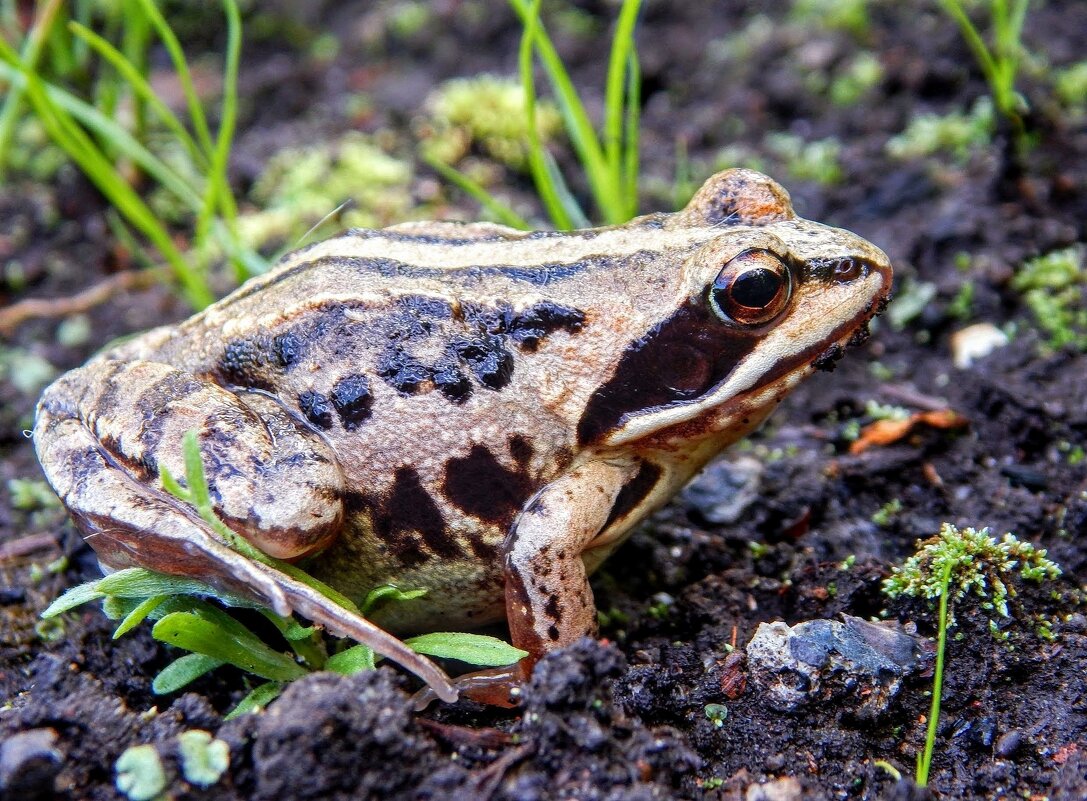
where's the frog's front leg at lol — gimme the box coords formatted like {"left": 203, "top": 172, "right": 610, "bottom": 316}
{"left": 415, "top": 459, "right": 641, "bottom": 709}
{"left": 505, "top": 459, "right": 641, "bottom": 659}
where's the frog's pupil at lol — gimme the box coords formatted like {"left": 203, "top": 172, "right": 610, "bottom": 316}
{"left": 730, "top": 268, "right": 780, "bottom": 308}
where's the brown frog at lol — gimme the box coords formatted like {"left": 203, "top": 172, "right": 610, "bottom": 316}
{"left": 33, "top": 169, "right": 892, "bottom": 702}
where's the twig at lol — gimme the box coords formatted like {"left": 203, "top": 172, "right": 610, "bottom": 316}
{"left": 0, "top": 270, "right": 159, "bottom": 336}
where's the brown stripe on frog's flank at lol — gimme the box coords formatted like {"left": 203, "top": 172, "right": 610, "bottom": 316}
{"left": 577, "top": 301, "right": 761, "bottom": 445}
{"left": 443, "top": 445, "right": 534, "bottom": 526}
{"left": 508, "top": 434, "right": 533, "bottom": 469}
{"left": 603, "top": 461, "right": 663, "bottom": 530}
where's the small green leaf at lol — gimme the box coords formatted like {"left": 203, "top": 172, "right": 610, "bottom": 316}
{"left": 181, "top": 430, "right": 212, "bottom": 510}
{"left": 153, "top": 653, "right": 226, "bottom": 694}
{"left": 325, "top": 644, "right": 376, "bottom": 675}
{"left": 177, "top": 730, "right": 230, "bottom": 787}
{"left": 280, "top": 618, "right": 318, "bottom": 641}
{"left": 41, "top": 580, "right": 105, "bottom": 617}
{"left": 158, "top": 462, "right": 189, "bottom": 502}
{"left": 115, "top": 744, "right": 166, "bottom": 801}
{"left": 405, "top": 632, "right": 528, "bottom": 667}
{"left": 114, "top": 595, "right": 168, "bottom": 639}
{"left": 361, "top": 584, "right": 428, "bottom": 616}
{"left": 152, "top": 611, "right": 308, "bottom": 682}
{"left": 224, "top": 681, "right": 283, "bottom": 720}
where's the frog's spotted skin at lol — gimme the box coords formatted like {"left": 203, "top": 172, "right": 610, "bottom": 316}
{"left": 34, "top": 170, "right": 892, "bottom": 701}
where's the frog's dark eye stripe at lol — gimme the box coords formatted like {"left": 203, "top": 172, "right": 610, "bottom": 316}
{"left": 708, "top": 248, "right": 792, "bottom": 327}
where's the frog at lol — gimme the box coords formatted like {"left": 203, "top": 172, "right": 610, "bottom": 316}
{"left": 33, "top": 169, "right": 892, "bottom": 704}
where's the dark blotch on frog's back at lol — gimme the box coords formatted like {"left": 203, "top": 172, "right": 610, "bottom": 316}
{"left": 216, "top": 338, "right": 276, "bottom": 391}
{"left": 330, "top": 374, "right": 373, "bottom": 430}
{"left": 577, "top": 300, "right": 760, "bottom": 445}
{"left": 298, "top": 390, "right": 334, "bottom": 430}
{"left": 443, "top": 445, "right": 534, "bottom": 527}
{"left": 508, "top": 434, "right": 533, "bottom": 468}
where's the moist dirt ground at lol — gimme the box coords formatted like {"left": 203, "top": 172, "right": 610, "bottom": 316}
{"left": 2, "top": 1, "right": 1086, "bottom": 799}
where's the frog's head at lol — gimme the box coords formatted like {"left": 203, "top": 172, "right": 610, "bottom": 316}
{"left": 577, "top": 168, "right": 892, "bottom": 452}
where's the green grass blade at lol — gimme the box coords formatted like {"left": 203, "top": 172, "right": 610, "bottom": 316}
{"left": 195, "top": 0, "right": 245, "bottom": 281}
{"left": 518, "top": 0, "right": 575, "bottom": 230}
{"left": 622, "top": 47, "right": 641, "bottom": 218}
{"left": 325, "top": 643, "right": 377, "bottom": 675}
{"left": 0, "top": 0, "right": 63, "bottom": 178}
{"left": 224, "top": 681, "right": 283, "bottom": 719}
{"left": 152, "top": 611, "right": 309, "bottom": 682}
{"left": 0, "top": 61, "right": 203, "bottom": 209}
{"left": 132, "top": 0, "right": 214, "bottom": 156}
{"left": 66, "top": 20, "right": 206, "bottom": 169}
{"left": 0, "top": 45, "right": 212, "bottom": 308}
{"left": 540, "top": 149, "right": 590, "bottom": 229}
{"left": 153, "top": 653, "right": 226, "bottom": 694}
{"left": 424, "top": 154, "right": 531, "bottom": 229}
{"left": 604, "top": 0, "right": 642, "bottom": 196}
{"left": 508, "top": 0, "right": 617, "bottom": 222}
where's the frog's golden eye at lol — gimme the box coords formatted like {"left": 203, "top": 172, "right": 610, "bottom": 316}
{"left": 709, "top": 248, "right": 792, "bottom": 326}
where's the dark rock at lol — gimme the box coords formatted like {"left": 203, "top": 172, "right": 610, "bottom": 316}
{"left": 0, "top": 728, "right": 63, "bottom": 798}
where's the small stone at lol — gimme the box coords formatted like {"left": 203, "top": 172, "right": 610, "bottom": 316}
{"left": 746, "top": 776, "right": 802, "bottom": 801}
{"left": 950, "top": 323, "right": 1008, "bottom": 369}
{"left": 995, "top": 730, "right": 1025, "bottom": 758}
{"left": 745, "top": 616, "right": 922, "bottom": 716}
{"left": 0, "top": 728, "right": 63, "bottom": 796}
{"left": 682, "top": 456, "right": 763, "bottom": 525}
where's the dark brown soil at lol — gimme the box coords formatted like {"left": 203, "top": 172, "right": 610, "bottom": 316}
{"left": 2, "top": 1, "right": 1086, "bottom": 799}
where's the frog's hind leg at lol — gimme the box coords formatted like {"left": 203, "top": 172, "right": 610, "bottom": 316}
{"left": 37, "top": 358, "right": 345, "bottom": 559}
{"left": 33, "top": 358, "right": 458, "bottom": 701}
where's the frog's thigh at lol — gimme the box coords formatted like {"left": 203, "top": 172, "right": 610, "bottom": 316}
{"left": 37, "top": 359, "right": 344, "bottom": 559}
{"left": 504, "top": 459, "right": 638, "bottom": 659}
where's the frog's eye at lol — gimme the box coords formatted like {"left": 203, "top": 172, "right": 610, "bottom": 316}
{"left": 709, "top": 248, "right": 792, "bottom": 326}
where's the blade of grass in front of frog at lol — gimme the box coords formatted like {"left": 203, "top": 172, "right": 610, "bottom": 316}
{"left": 404, "top": 632, "right": 529, "bottom": 668}
{"left": 152, "top": 610, "right": 309, "bottom": 683}
{"left": 0, "top": 0, "right": 64, "bottom": 178}
{"left": 518, "top": 0, "right": 575, "bottom": 230}
{"left": 423, "top": 154, "right": 531, "bottom": 230}
{"left": 258, "top": 608, "right": 326, "bottom": 670}
{"left": 360, "top": 585, "right": 428, "bottom": 617}
{"left": 153, "top": 652, "right": 227, "bottom": 694}
{"left": 224, "top": 681, "right": 283, "bottom": 720}
{"left": 604, "top": 0, "right": 643, "bottom": 209}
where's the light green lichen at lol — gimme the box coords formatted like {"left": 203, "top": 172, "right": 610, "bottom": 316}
{"left": 883, "top": 523, "right": 1062, "bottom": 636}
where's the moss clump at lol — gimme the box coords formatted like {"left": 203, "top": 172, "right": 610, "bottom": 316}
{"left": 242, "top": 132, "right": 415, "bottom": 249}
{"left": 886, "top": 98, "right": 994, "bottom": 162}
{"left": 1011, "top": 246, "right": 1087, "bottom": 352}
{"left": 419, "top": 75, "right": 561, "bottom": 170}
{"left": 883, "top": 524, "right": 1062, "bottom": 636}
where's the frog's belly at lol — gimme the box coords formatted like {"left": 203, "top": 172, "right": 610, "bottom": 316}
{"left": 303, "top": 515, "right": 509, "bottom": 635}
